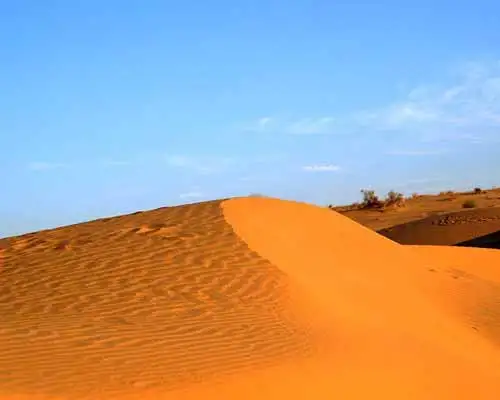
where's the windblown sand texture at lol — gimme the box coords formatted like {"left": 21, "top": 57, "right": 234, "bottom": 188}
{"left": 1, "top": 197, "right": 500, "bottom": 399}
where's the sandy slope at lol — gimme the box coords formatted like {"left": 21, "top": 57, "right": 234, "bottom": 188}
{"left": 408, "top": 245, "right": 500, "bottom": 348}
{"left": 221, "top": 197, "right": 500, "bottom": 399}
{"left": 1, "top": 197, "right": 500, "bottom": 399}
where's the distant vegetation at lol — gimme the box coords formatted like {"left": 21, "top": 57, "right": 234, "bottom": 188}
{"left": 329, "top": 189, "right": 406, "bottom": 211}
{"left": 326, "top": 185, "right": 500, "bottom": 213}
{"left": 462, "top": 199, "right": 477, "bottom": 208}
{"left": 360, "top": 189, "right": 382, "bottom": 208}
{"left": 385, "top": 190, "right": 405, "bottom": 207}
{"left": 360, "top": 189, "right": 405, "bottom": 209}
{"left": 441, "top": 187, "right": 487, "bottom": 196}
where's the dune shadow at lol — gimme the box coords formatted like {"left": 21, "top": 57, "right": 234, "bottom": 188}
{"left": 375, "top": 208, "right": 500, "bottom": 250}
{"left": 455, "top": 229, "right": 500, "bottom": 250}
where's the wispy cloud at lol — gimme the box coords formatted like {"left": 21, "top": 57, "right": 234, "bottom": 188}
{"left": 302, "top": 164, "right": 341, "bottom": 172}
{"left": 246, "top": 116, "right": 336, "bottom": 135}
{"left": 243, "top": 117, "right": 276, "bottom": 133}
{"left": 246, "top": 61, "right": 500, "bottom": 143}
{"left": 257, "top": 117, "right": 273, "bottom": 129}
{"left": 353, "top": 60, "right": 500, "bottom": 141}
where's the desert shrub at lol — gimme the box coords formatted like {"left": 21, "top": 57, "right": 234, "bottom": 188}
{"left": 473, "top": 187, "right": 483, "bottom": 194}
{"left": 385, "top": 190, "right": 405, "bottom": 207}
{"left": 360, "top": 189, "right": 382, "bottom": 208}
{"left": 462, "top": 199, "right": 477, "bottom": 208}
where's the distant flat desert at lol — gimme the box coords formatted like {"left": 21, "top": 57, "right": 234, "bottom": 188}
{"left": 1, "top": 192, "right": 500, "bottom": 399}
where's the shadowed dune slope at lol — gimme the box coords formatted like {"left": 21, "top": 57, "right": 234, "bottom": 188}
{"left": 377, "top": 207, "right": 500, "bottom": 247}
{"left": 456, "top": 229, "right": 500, "bottom": 249}
{"left": 1, "top": 197, "right": 500, "bottom": 399}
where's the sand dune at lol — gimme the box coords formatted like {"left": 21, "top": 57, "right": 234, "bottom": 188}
{"left": 1, "top": 197, "right": 500, "bottom": 399}
{"left": 408, "top": 245, "right": 500, "bottom": 347}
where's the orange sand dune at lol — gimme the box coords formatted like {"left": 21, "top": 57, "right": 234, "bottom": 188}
{"left": 1, "top": 197, "right": 500, "bottom": 399}
{"left": 408, "top": 245, "right": 500, "bottom": 347}
{"left": 410, "top": 245, "right": 500, "bottom": 284}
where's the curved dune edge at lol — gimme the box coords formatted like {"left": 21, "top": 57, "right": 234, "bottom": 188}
{"left": 217, "top": 197, "right": 500, "bottom": 399}
{"left": 2, "top": 197, "right": 500, "bottom": 399}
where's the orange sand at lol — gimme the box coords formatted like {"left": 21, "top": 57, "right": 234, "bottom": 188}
{"left": 1, "top": 197, "right": 500, "bottom": 399}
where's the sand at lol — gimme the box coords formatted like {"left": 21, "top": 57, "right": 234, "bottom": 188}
{"left": 1, "top": 197, "right": 500, "bottom": 399}
{"left": 408, "top": 245, "right": 500, "bottom": 347}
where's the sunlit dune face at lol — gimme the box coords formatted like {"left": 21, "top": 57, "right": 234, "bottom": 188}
{"left": 1, "top": 197, "right": 500, "bottom": 399}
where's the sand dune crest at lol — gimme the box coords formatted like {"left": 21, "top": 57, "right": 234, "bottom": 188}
{"left": 1, "top": 197, "right": 500, "bottom": 399}
{"left": 221, "top": 197, "right": 500, "bottom": 399}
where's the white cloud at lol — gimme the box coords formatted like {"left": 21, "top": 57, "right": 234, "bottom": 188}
{"left": 360, "top": 60, "right": 500, "bottom": 141}
{"left": 245, "top": 61, "right": 500, "bottom": 143}
{"left": 302, "top": 164, "right": 341, "bottom": 172}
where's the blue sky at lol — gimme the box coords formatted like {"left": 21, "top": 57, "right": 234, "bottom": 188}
{"left": 2, "top": 1, "right": 500, "bottom": 237}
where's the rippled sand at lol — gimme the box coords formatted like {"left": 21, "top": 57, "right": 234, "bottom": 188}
{"left": 1, "top": 197, "right": 499, "bottom": 399}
